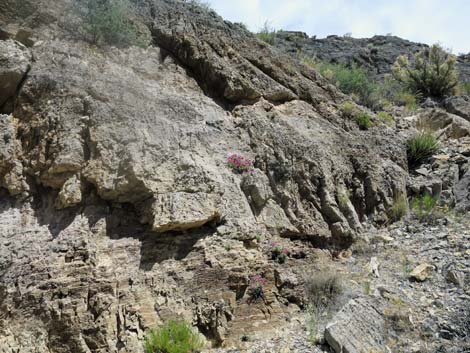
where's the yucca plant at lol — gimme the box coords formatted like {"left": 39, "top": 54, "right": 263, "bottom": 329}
{"left": 393, "top": 44, "right": 459, "bottom": 99}
{"left": 406, "top": 132, "right": 439, "bottom": 167}
{"left": 144, "top": 320, "right": 204, "bottom": 353}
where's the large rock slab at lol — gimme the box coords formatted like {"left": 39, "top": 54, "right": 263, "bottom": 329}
{"left": 0, "top": 40, "right": 31, "bottom": 112}
{"left": 444, "top": 96, "right": 470, "bottom": 122}
{"left": 325, "top": 297, "right": 388, "bottom": 353}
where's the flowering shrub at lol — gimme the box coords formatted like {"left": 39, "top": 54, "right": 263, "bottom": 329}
{"left": 227, "top": 154, "right": 253, "bottom": 174}
{"left": 248, "top": 275, "right": 265, "bottom": 302}
{"left": 270, "top": 242, "right": 289, "bottom": 263}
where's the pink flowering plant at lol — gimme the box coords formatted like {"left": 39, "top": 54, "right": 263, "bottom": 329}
{"left": 248, "top": 275, "right": 265, "bottom": 301}
{"left": 227, "top": 153, "right": 253, "bottom": 174}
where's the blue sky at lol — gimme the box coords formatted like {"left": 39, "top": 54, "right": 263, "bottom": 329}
{"left": 206, "top": 0, "right": 470, "bottom": 54}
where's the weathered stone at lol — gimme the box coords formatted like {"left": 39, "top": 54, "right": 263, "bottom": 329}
{"left": 444, "top": 96, "right": 470, "bottom": 122}
{"left": 0, "top": 40, "right": 31, "bottom": 112}
{"left": 142, "top": 192, "right": 222, "bottom": 233}
{"left": 409, "top": 263, "right": 434, "bottom": 282}
{"left": 324, "top": 297, "right": 388, "bottom": 353}
{"left": 54, "top": 174, "right": 83, "bottom": 209}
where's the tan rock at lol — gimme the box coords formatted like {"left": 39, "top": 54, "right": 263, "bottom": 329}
{"left": 409, "top": 263, "right": 434, "bottom": 282}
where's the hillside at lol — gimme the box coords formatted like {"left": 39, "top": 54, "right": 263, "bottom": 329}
{"left": 0, "top": 1, "right": 469, "bottom": 353}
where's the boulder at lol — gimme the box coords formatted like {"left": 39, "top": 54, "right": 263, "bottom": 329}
{"left": 0, "top": 40, "right": 31, "bottom": 112}
{"left": 444, "top": 96, "right": 470, "bottom": 122}
{"left": 409, "top": 263, "right": 434, "bottom": 282}
{"left": 325, "top": 297, "right": 388, "bottom": 353}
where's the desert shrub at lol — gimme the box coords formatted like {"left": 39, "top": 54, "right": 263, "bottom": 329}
{"left": 256, "top": 21, "right": 277, "bottom": 45}
{"left": 377, "top": 111, "right": 394, "bottom": 125}
{"left": 305, "top": 272, "right": 343, "bottom": 343}
{"left": 387, "top": 194, "right": 408, "bottom": 222}
{"left": 395, "top": 91, "right": 419, "bottom": 112}
{"left": 406, "top": 132, "right": 439, "bottom": 167}
{"left": 392, "top": 44, "right": 459, "bottom": 99}
{"left": 227, "top": 154, "right": 253, "bottom": 174}
{"left": 411, "top": 193, "right": 438, "bottom": 221}
{"left": 316, "top": 62, "right": 377, "bottom": 107}
{"left": 356, "top": 113, "right": 372, "bottom": 130}
{"left": 144, "top": 320, "right": 204, "bottom": 353}
{"left": 79, "top": 0, "right": 141, "bottom": 47}
{"left": 340, "top": 101, "right": 356, "bottom": 117}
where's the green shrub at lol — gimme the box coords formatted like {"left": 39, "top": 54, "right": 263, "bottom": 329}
{"left": 80, "top": 0, "right": 141, "bottom": 47}
{"left": 356, "top": 113, "right": 372, "bottom": 130}
{"left": 377, "top": 111, "right": 394, "bottom": 125}
{"left": 388, "top": 194, "right": 408, "bottom": 222}
{"left": 406, "top": 132, "right": 439, "bottom": 167}
{"left": 340, "top": 101, "right": 356, "bottom": 117}
{"left": 144, "top": 320, "right": 204, "bottom": 353}
{"left": 411, "top": 193, "right": 438, "bottom": 221}
{"left": 393, "top": 44, "right": 459, "bottom": 99}
{"left": 256, "top": 21, "right": 277, "bottom": 45}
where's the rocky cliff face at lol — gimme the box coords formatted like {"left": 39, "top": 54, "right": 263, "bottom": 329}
{"left": 274, "top": 32, "right": 470, "bottom": 82}
{"left": 0, "top": 2, "right": 468, "bottom": 353}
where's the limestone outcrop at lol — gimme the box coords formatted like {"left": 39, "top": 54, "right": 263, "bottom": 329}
{"left": 0, "top": 1, "right": 411, "bottom": 352}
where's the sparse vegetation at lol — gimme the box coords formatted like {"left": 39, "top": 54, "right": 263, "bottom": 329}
{"left": 457, "top": 81, "right": 470, "bottom": 96}
{"left": 305, "top": 272, "right": 343, "bottom": 343}
{"left": 411, "top": 193, "right": 438, "bottom": 221}
{"left": 340, "top": 101, "right": 357, "bottom": 117}
{"left": 248, "top": 275, "right": 265, "bottom": 302}
{"left": 269, "top": 242, "right": 289, "bottom": 263}
{"left": 356, "top": 113, "right": 372, "bottom": 130}
{"left": 393, "top": 44, "right": 459, "bottom": 99}
{"left": 377, "top": 111, "right": 394, "bottom": 125}
{"left": 387, "top": 194, "right": 408, "bottom": 222}
{"left": 79, "top": 0, "right": 142, "bottom": 47}
{"left": 144, "top": 320, "right": 204, "bottom": 353}
{"left": 227, "top": 154, "right": 254, "bottom": 174}
{"left": 256, "top": 21, "right": 277, "bottom": 45}
{"left": 184, "top": 0, "right": 213, "bottom": 12}
{"left": 406, "top": 132, "right": 439, "bottom": 167}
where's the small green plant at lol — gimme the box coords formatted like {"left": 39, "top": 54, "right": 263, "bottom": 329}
{"left": 377, "top": 111, "right": 394, "bottom": 125}
{"left": 340, "top": 101, "right": 356, "bottom": 117}
{"left": 240, "top": 334, "right": 250, "bottom": 342}
{"left": 387, "top": 194, "right": 408, "bottom": 222}
{"left": 144, "top": 320, "right": 204, "bottom": 353}
{"left": 356, "top": 113, "right": 372, "bottom": 130}
{"left": 411, "top": 193, "right": 438, "bottom": 221}
{"left": 269, "top": 242, "right": 289, "bottom": 264}
{"left": 406, "top": 133, "right": 439, "bottom": 167}
{"left": 363, "top": 281, "right": 371, "bottom": 295}
{"left": 256, "top": 21, "right": 277, "bottom": 45}
{"left": 393, "top": 44, "right": 459, "bottom": 99}
{"left": 79, "top": 0, "right": 141, "bottom": 47}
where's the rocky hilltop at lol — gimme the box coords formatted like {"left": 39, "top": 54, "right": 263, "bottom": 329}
{"left": 0, "top": 1, "right": 469, "bottom": 353}
{"left": 274, "top": 32, "right": 470, "bottom": 82}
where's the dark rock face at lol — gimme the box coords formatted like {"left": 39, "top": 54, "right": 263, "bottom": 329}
{"left": 273, "top": 32, "right": 470, "bottom": 82}
{"left": 444, "top": 95, "right": 470, "bottom": 122}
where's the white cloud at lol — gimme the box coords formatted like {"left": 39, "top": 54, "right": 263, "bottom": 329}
{"left": 207, "top": 0, "right": 470, "bottom": 54}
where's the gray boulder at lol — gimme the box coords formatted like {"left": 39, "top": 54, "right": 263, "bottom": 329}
{"left": 0, "top": 39, "right": 31, "bottom": 112}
